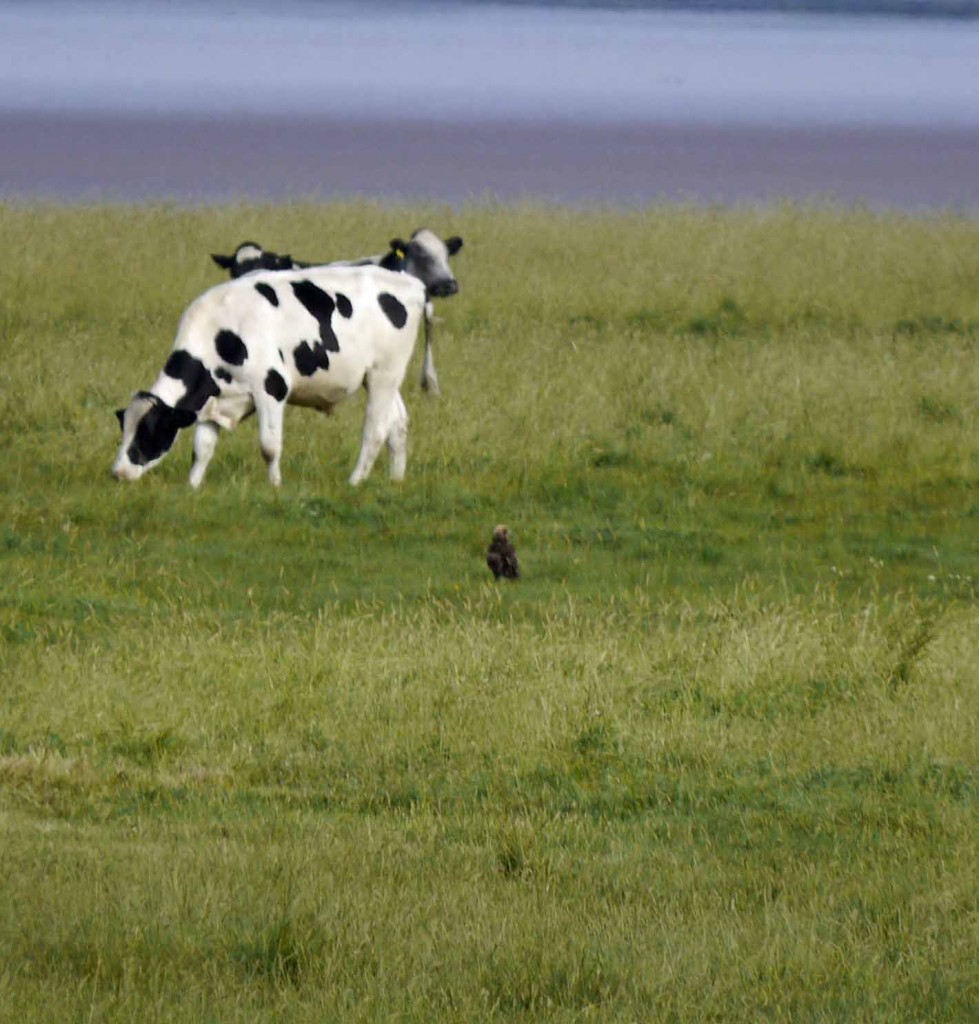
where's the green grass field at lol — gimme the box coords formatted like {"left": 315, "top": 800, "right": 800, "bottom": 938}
{"left": 1, "top": 201, "right": 978, "bottom": 1022}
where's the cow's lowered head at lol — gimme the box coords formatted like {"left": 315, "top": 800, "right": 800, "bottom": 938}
{"left": 112, "top": 391, "right": 197, "bottom": 481}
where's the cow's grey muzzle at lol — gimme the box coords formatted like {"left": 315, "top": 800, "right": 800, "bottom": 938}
{"left": 428, "top": 280, "right": 459, "bottom": 299}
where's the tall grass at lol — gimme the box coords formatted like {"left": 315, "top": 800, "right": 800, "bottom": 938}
{"left": 1, "top": 201, "right": 977, "bottom": 1021}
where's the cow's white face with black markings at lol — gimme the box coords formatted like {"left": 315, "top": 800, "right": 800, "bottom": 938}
{"left": 113, "top": 391, "right": 197, "bottom": 480}
{"left": 112, "top": 264, "right": 426, "bottom": 489}
{"left": 393, "top": 229, "right": 463, "bottom": 299}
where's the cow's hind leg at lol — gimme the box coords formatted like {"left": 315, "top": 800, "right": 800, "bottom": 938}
{"left": 350, "top": 375, "right": 404, "bottom": 486}
{"left": 256, "top": 396, "right": 285, "bottom": 487}
{"left": 189, "top": 421, "right": 221, "bottom": 488}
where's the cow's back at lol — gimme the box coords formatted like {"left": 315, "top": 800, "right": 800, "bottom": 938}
{"left": 165, "top": 264, "right": 425, "bottom": 412}
{"left": 273, "top": 265, "right": 425, "bottom": 408}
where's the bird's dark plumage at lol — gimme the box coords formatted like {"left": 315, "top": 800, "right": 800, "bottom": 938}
{"left": 487, "top": 524, "right": 520, "bottom": 580}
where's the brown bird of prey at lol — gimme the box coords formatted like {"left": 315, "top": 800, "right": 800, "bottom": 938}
{"left": 487, "top": 524, "right": 520, "bottom": 580}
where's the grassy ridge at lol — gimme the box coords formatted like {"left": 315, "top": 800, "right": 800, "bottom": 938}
{"left": 1, "top": 202, "right": 978, "bottom": 1021}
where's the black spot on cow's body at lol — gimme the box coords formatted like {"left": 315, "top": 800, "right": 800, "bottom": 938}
{"left": 163, "top": 350, "right": 220, "bottom": 412}
{"left": 215, "top": 367, "right": 233, "bottom": 384}
{"left": 336, "top": 293, "right": 353, "bottom": 318}
{"left": 264, "top": 368, "right": 289, "bottom": 402}
{"left": 215, "top": 329, "right": 248, "bottom": 366}
{"left": 291, "top": 280, "right": 340, "bottom": 353}
{"left": 293, "top": 340, "right": 331, "bottom": 377}
{"left": 378, "top": 293, "right": 408, "bottom": 329}
{"left": 255, "top": 282, "right": 279, "bottom": 307}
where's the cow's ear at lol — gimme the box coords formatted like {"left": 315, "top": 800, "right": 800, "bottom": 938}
{"left": 446, "top": 236, "right": 463, "bottom": 256}
{"left": 211, "top": 253, "right": 234, "bottom": 270}
{"left": 115, "top": 408, "right": 126, "bottom": 429}
{"left": 170, "top": 407, "right": 198, "bottom": 431}
{"left": 382, "top": 239, "right": 409, "bottom": 270}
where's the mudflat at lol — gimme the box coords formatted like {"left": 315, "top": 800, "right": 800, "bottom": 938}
{"left": 2, "top": 113, "right": 976, "bottom": 210}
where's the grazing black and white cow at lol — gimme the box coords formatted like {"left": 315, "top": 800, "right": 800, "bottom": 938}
{"left": 211, "top": 228, "right": 463, "bottom": 395}
{"left": 112, "top": 265, "right": 426, "bottom": 488}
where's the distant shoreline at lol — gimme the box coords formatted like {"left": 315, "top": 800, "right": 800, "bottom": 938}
{"left": 486, "top": 0, "right": 979, "bottom": 18}
{"left": 2, "top": 113, "right": 976, "bottom": 211}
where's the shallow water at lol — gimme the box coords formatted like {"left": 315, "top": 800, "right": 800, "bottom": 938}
{"left": 0, "top": 0, "right": 976, "bottom": 128}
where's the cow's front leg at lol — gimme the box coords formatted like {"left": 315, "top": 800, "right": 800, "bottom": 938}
{"left": 256, "top": 397, "right": 285, "bottom": 487}
{"left": 189, "top": 420, "right": 221, "bottom": 488}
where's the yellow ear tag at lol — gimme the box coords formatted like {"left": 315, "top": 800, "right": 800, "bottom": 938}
{"left": 395, "top": 249, "right": 405, "bottom": 260}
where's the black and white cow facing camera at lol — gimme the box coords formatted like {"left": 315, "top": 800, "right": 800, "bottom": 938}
{"left": 210, "top": 228, "right": 463, "bottom": 395}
